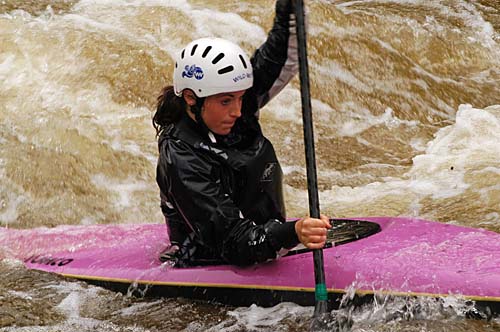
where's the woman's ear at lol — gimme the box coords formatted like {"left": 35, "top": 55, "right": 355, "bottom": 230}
{"left": 182, "top": 90, "right": 197, "bottom": 106}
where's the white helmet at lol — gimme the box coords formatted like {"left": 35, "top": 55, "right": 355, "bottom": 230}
{"left": 173, "top": 38, "right": 253, "bottom": 98}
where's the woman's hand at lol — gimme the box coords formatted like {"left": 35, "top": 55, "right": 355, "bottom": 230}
{"left": 294, "top": 215, "right": 332, "bottom": 249}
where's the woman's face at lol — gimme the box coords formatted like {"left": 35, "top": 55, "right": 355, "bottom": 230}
{"left": 201, "top": 90, "right": 245, "bottom": 135}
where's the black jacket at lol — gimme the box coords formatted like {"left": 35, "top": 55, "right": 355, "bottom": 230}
{"left": 156, "top": 0, "right": 299, "bottom": 266}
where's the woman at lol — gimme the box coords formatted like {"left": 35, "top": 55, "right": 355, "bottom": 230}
{"left": 153, "top": 0, "right": 331, "bottom": 267}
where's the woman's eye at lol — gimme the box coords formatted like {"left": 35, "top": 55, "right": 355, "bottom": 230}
{"left": 221, "top": 99, "right": 231, "bottom": 105}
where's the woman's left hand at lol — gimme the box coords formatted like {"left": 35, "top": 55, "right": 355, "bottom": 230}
{"left": 294, "top": 214, "right": 332, "bottom": 249}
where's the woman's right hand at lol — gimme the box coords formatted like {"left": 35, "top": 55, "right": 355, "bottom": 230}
{"left": 294, "top": 215, "right": 332, "bottom": 249}
{"left": 275, "top": 0, "right": 294, "bottom": 23}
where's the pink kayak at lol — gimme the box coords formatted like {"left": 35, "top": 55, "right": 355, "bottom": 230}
{"left": 1, "top": 217, "right": 499, "bottom": 316}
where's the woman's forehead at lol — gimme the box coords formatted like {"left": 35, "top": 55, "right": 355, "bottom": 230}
{"left": 210, "top": 90, "right": 246, "bottom": 99}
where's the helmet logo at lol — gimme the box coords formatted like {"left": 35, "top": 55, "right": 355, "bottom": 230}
{"left": 182, "top": 64, "right": 204, "bottom": 80}
{"left": 233, "top": 72, "right": 252, "bottom": 83}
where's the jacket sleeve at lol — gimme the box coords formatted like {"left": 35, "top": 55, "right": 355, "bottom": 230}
{"left": 158, "top": 139, "right": 299, "bottom": 266}
{"left": 251, "top": 0, "right": 299, "bottom": 109}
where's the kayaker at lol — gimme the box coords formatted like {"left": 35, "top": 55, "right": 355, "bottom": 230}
{"left": 153, "top": 0, "right": 331, "bottom": 267}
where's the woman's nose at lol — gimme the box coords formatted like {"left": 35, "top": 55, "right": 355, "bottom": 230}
{"left": 230, "top": 101, "right": 242, "bottom": 118}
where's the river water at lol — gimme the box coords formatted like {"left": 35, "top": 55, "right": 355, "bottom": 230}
{"left": 0, "top": 0, "right": 499, "bottom": 331}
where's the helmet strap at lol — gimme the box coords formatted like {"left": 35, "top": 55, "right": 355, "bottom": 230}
{"left": 191, "top": 97, "right": 211, "bottom": 137}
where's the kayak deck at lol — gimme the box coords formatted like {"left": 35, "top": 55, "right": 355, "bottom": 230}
{"left": 1, "top": 217, "right": 499, "bottom": 316}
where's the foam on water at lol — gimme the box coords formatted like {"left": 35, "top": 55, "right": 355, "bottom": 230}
{"left": 56, "top": 291, "right": 83, "bottom": 319}
{"left": 265, "top": 88, "right": 344, "bottom": 138}
{"left": 264, "top": 85, "right": 420, "bottom": 137}
{"left": 74, "top": 0, "right": 266, "bottom": 49}
{"left": 206, "top": 303, "right": 313, "bottom": 332}
{"left": 116, "top": 300, "right": 164, "bottom": 316}
{"left": 410, "top": 104, "right": 500, "bottom": 186}
{"left": 91, "top": 174, "right": 152, "bottom": 221}
{"left": 0, "top": 193, "right": 25, "bottom": 227}
{"left": 0, "top": 258, "right": 25, "bottom": 268}
{"left": 339, "top": 108, "right": 420, "bottom": 137}
{"left": 339, "top": 0, "right": 499, "bottom": 48}
{"left": 0, "top": 159, "right": 26, "bottom": 226}
{"left": 297, "top": 104, "right": 500, "bottom": 222}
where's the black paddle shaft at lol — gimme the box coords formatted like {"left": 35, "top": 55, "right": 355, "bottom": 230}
{"left": 293, "top": 0, "right": 329, "bottom": 316}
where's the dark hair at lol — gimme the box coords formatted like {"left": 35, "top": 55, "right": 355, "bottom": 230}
{"left": 152, "top": 85, "right": 186, "bottom": 137}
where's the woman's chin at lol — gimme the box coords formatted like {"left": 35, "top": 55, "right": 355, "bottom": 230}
{"left": 213, "top": 127, "right": 232, "bottom": 136}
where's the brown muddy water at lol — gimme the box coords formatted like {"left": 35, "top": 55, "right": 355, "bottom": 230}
{"left": 1, "top": 0, "right": 499, "bottom": 331}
